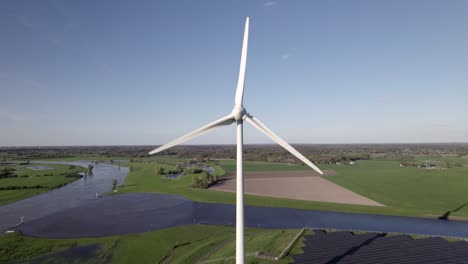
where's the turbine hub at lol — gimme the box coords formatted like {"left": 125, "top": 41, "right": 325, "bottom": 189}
{"left": 231, "top": 105, "right": 247, "bottom": 121}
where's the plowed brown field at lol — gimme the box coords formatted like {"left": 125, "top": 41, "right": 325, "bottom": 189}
{"left": 209, "top": 171, "right": 384, "bottom": 207}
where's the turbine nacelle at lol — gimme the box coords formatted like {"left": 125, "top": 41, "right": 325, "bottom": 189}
{"left": 231, "top": 105, "right": 247, "bottom": 121}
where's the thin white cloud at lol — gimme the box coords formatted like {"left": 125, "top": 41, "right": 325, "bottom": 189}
{"left": 15, "top": 14, "right": 39, "bottom": 30}
{"left": 46, "top": 35, "right": 65, "bottom": 47}
{"left": 0, "top": 107, "right": 35, "bottom": 123}
{"left": 0, "top": 72, "right": 44, "bottom": 89}
{"left": 264, "top": 1, "right": 277, "bottom": 7}
{"left": 14, "top": 14, "right": 65, "bottom": 48}
{"left": 431, "top": 123, "right": 449, "bottom": 128}
{"left": 281, "top": 54, "right": 290, "bottom": 60}
{"left": 98, "top": 63, "right": 119, "bottom": 75}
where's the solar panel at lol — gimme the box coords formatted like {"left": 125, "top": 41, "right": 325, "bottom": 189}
{"left": 291, "top": 230, "right": 468, "bottom": 264}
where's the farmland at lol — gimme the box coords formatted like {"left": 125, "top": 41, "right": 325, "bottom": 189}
{"left": 209, "top": 170, "right": 383, "bottom": 206}
{"left": 0, "top": 163, "right": 83, "bottom": 205}
{"left": 327, "top": 159, "right": 468, "bottom": 217}
{"left": 120, "top": 156, "right": 468, "bottom": 218}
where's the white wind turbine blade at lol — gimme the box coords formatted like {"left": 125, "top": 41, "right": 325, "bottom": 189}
{"left": 234, "top": 17, "right": 249, "bottom": 106}
{"left": 149, "top": 115, "right": 235, "bottom": 155}
{"left": 245, "top": 115, "right": 323, "bottom": 175}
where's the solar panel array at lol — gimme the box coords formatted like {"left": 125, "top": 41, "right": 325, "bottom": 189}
{"left": 291, "top": 230, "right": 468, "bottom": 264}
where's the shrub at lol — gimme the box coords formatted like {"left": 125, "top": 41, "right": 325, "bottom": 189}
{"left": 191, "top": 171, "right": 218, "bottom": 189}
{"left": 0, "top": 185, "right": 46, "bottom": 190}
{"left": 86, "top": 164, "right": 94, "bottom": 175}
{"left": 65, "top": 172, "right": 80, "bottom": 178}
{"left": 185, "top": 168, "right": 203, "bottom": 174}
{"left": 192, "top": 176, "right": 208, "bottom": 188}
{"left": 0, "top": 167, "right": 16, "bottom": 178}
{"left": 155, "top": 166, "right": 165, "bottom": 175}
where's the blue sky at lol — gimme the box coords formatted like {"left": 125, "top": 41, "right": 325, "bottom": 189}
{"left": 1, "top": 0, "right": 467, "bottom": 146}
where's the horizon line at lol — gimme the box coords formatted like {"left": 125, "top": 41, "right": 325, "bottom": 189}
{"left": 1, "top": 142, "right": 468, "bottom": 148}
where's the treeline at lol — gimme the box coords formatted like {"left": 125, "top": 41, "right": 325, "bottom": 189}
{"left": 0, "top": 167, "right": 16, "bottom": 178}
{"left": 399, "top": 155, "right": 464, "bottom": 168}
{"left": 0, "top": 145, "right": 153, "bottom": 159}
{"left": 2, "top": 143, "right": 468, "bottom": 163}
{"left": 0, "top": 185, "right": 47, "bottom": 190}
{"left": 0, "top": 180, "right": 78, "bottom": 190}
{"left": 163, "top": 144, "right": 468, "bottom": 164}
{"left": 155, "top": 160, "right": 205, "bottom": 175}
{"left": 0, "top": 167, "right": 82, "bottom": 179}
{"left": 165, "top": 146, "right": 372, "bottom": 164}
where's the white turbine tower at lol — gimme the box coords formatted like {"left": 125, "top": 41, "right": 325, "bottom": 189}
{"left": 149, "top": 17, "right": 323, "bottom": 264}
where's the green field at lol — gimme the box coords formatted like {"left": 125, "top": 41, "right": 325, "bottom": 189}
{"left": 0, "top": 225, "right": 302, "bottom": 264}
{"left": 120, "top": 157, "right": 468, "bottom": 218}
{"left": 217, "top": 160, "right": 310, "bottom": 173}
{"left": 205, "top": 229, "right": 299, "bottom": 262}
{"left": 327, "top": 159, "right": 468, "bottom": 217}
{"left": 0, "top": 163, "right": 83, "bottom": 205}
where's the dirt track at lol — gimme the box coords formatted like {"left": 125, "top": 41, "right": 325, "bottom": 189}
{"left": 209, "top": 171, "right": 384, "bottom": 207}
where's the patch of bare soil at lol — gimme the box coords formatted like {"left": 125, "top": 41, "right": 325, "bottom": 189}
{"left": 210, "top": 171, "right": 384, "bottom": 207}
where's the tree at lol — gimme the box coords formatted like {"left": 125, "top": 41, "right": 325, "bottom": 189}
{"left": 156, "top": 166, "right": 165, "bottom": 175}
{"left": 112, "top": 179, "right": 117, "bottom": 191}
{"left": 196, "top": 155, "right": 204, "bottom": 164}
{"left": 0, "top": 168, "right": 15, "bottom": 179}
{"left": 86, "top": 164, "right": 94, "bottom": 176}
{"left": 175, "top": 163, "right": 184, "bottom": 173}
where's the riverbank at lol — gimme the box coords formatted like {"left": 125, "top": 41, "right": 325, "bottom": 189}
{"left": 14, "top": 193, "right": 468, "bottom": 240}
{"left": 0, "top": 161, "right": 128, "bottom": 232}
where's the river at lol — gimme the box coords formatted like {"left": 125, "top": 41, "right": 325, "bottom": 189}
{"left": 0, "top": 161, "right": 128, "bottom": 232}
{"left": 3, "top": 161, "right": 468, "bottom": 240}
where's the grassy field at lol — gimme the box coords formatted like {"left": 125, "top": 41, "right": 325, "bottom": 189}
{"left": 120, "top": 157, "right": 468, "bottom": 218}
{"left": 327, "top": 159, "right": 468, "bottom": 217}
{"left": 205, "top": 229, "right": 298, "bottom": 261}
{"left": 0, "top": 163, "right": 83, "bottom": 205}
{"left": 0, "top": 225, "right": 302, "bottom": 264}
{"left": 25, "top": 156, "right": 129, "bottom": 163}
{"left": 217, "top": 160, "right": 310, "bottom": 173}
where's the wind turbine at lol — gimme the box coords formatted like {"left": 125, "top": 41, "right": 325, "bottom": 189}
{"left": 149, "top": 17, "right": 323, "bottom": 264}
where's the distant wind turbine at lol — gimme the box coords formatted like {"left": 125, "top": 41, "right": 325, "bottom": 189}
{"left": 149, "top": 17, "right": 323, "bottom": 264}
